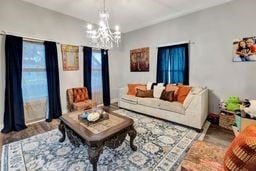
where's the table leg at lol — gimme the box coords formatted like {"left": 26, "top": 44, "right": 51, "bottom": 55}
{"left": 88, "top": 145, "right": 103, "bottom": 171}
{"left": 58, "top": 120, "right": 66, "bottom": 142}
{"left": 128, "top": 126, "right": 137, "bottom": 151}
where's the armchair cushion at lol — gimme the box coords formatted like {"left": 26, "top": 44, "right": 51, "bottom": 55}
{"left": 73, "top": 100, "right": 97, "bottom": 111}
{"left": 67, "top": 87, "right": 96, "bottom": 112}
{"left": 73, "top": 88, "right": 88, "bottom": 103}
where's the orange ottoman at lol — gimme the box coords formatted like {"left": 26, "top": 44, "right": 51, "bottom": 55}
{"left": 181, "top": 141, "right": 225, "bottom": 171}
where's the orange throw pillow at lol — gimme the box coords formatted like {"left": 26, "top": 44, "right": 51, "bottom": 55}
{"left": 127, "top": 84, "right": 145, "bottom": 96}
{"left": 176, "top": 85, "right": 191, "bottom": 103}
{"left": 73, "top": 88, "right": 88, "bottom": 103}
{"left": 224, "top": 125, "right": 256, "bottom": 171}
{"left": 136, "top": 85, "right": 147, "bottom": 91}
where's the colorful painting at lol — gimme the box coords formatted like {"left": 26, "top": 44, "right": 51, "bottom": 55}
{"left": 232, "top": 37, "right": 256, "bottom": 62}
{"left": 130, "top": 47, "right": 150, "bottom": 72}
{"left": 61, "top": 44, "right": 79, "bottom": 70}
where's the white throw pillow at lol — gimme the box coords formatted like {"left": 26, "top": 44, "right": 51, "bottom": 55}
{"left": 146, "top": 82, "right": 153, "bottom": 90}
{"left": 153, "top": 85, "right": 165, "bottom": 98}
{"left": 157, "top": 83, "right": 165, "bottom": 87}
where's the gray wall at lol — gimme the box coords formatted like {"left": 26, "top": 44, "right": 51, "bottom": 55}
{"left": 119, "top": 0, "right": 256, "bottom": 113}
{"left": 0, "top": 0, "right": 123, "bottom": 128}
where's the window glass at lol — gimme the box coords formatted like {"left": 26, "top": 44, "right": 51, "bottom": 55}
{"left": 22, "top": 41, "right": 48, "bottom": 123}
{"left": 22, "top": 41, "right": 48, "bottom": 101}
{"left": 91, "top": 50, "right": 103, "bottom": 104}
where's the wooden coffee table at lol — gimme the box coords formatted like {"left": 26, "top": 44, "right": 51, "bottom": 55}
{"left": 58, "top": 110, "right": 137, "bottom": 171}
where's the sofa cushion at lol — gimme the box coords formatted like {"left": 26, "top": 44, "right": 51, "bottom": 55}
{"left": 138, "top": 98, "right": 161, "bottom": 108}
{"left": 73, "top": 88, "right": 88, "bottom": 103}
{"left": 121, "top": 95, "right": 138, "bottom": 104}
{"left": 136, "top": 89, "right": 153, "bottom": 98}
{"left": 159, "top": 100, "right": 185, "bottom": 114}
{"left": 73, "top": 100, "right": 96, "bottom": 111}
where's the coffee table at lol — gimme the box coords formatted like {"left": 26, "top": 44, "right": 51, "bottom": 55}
{"left": 58, "top": 110, "right": 137, "bottom": 171}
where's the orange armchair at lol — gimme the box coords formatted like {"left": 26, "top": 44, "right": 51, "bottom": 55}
{"left": 67, "top": 87, "right": 96, "bottom": 112}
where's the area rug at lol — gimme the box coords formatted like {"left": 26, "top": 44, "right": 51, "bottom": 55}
{"left": 1, "top": 109, "right": 209, "bottom": 171}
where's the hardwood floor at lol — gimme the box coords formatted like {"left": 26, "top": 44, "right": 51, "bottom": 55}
{"left": 0, "top": 103, "right": 234, "bottom": 157}
{"left": 203, "top": 124, "right": 235, "bottom": 148}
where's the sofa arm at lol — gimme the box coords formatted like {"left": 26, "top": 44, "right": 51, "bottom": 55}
{"left": 119, "top": 87, "right": 128, "bottom": 99}
{"left": 185, "top": 89, "right": 208, "bottom": 127}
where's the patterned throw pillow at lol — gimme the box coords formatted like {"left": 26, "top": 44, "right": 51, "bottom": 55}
{"left": 136, "top": 89, "right": 153, "bottom": 98}
{"left": 160, "top": 90, "right": 175, "bottom": 102}
{"left": 73, "top": 88, "right": 88, "bottom": 103}
{"left": 224, "top": 125, "right": 256, "bottom": 171}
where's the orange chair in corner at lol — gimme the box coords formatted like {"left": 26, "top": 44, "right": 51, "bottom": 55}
{"left": 67, "top": 87, "right": 97, "bottom": 112}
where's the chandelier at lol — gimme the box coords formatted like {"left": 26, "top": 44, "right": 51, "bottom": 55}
{"left": 86, "top": 0, "right": 121, "bottom": 49}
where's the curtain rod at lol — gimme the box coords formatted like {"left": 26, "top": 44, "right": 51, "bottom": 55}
{"left": 157, "top": 40, "right": 195, "bottom": 48}
{"left": 0, "top": 30, "right": 103, "bottom": 50}
{"left": 0, "top": 30, "right": 59, "bottom": 44}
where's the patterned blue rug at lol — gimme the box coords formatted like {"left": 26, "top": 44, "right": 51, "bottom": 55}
{"left": 1, "top": 109, "right": 204, "bottom": 171}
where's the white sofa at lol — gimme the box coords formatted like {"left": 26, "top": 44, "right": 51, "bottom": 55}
{"left": 118, "top": 87, "right": 208, "bottom": 130}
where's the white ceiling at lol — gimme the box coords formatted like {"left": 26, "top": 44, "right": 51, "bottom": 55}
{"left": 21, "top": 0, "right": 234, "bottom": 33}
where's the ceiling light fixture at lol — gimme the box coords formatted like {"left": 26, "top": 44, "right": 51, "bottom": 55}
{"left": 86, "top": 0, "right": 121, "bottom": 49}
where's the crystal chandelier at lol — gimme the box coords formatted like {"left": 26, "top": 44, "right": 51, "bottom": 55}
{"left": 86, "top": 0, "right": 121, "bottom": 49}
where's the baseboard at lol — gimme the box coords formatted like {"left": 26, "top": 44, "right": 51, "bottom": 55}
{"left": 26, "top": 119, "right": 45, "bottom": 125}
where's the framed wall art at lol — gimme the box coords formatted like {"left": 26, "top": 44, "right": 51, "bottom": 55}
{"left": 232, "top": 36, "right": 256, "bottom": 62}
{"left": 130, "top": 47, "right": 150, "bottom": 72}
{"left": 61, "top": 44, "right": 79, "bottom": 70}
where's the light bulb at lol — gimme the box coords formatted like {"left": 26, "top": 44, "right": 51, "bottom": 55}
{"left": 99, "top": 21, "right": 105, "bottom": 27}
{"left": 115, "top": 25, "right": 120, "bottom": 31}
{"left": 87, "top": 24, "right": 92, "bottom": 30}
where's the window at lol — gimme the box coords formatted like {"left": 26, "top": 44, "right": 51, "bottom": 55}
{"left": 22, "top": 41, "right": 48, "bottom": 123}
{"left": 156, "top": 44, "right": 189, "bottom": 84}
{"left": 91, "top": 50, "right": 103, "bottom": 104}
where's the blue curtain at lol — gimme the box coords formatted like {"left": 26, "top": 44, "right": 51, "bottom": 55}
{"left": 83, "top": 46, "right": 92, "bottom": 99}
{"left": 44, "top": 41, "right": 62, "bottom": 122}
{"left": 101, "top": 49, "right": 110, "bottom": 106}
{"left": 156, "top": 44, "right": 189, "bottom": 84}
{"left": 2, "top": 35, "right": 27, "bottom": 133}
